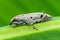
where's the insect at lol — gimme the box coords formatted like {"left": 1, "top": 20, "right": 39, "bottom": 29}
{"left": 10, "top": 11, "right": 52, "bottom": 30}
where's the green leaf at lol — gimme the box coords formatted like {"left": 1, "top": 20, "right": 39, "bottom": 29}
{"left": 0, "top": 17, "right": 60, "bottom": 40}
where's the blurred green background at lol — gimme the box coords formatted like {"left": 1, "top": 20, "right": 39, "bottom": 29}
{"left": 0, "top": 0, "right": 60, "bottom": 26}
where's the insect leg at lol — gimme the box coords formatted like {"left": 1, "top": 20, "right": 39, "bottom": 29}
{"left": 32, "top": 24, "right": 39, "bottom": 30}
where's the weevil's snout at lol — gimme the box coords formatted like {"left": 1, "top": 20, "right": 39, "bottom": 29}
{"left": 48, "top": 15, "right": 52, "bottom": 18}
{"left": 49, "top": 16, "right": 52, "bottom": 18}
{"left": 46, "top": 14, "right": 52, "bottom": 19}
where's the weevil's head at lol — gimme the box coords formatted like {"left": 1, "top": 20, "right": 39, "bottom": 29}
{"left": 40, "top": 11, "right": 52, "bottom": 21}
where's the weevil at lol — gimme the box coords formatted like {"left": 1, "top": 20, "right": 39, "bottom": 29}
{"left": 10, "top": 11, "right": 52, "bottom": 30}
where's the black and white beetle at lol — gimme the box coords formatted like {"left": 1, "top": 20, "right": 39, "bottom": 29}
{"left": 10, "top": 12, "right": 52, "bottom": 30}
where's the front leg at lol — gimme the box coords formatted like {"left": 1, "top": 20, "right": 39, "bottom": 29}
{"left": 32, "top": 24, "right": 39, "bottom": 30}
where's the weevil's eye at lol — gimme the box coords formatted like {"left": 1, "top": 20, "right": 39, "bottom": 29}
{"left": 40, "top": 14, "right": 43, "bottom": 18}
{"left": 30, "top": 17, "right": 32, "bottom": 19}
